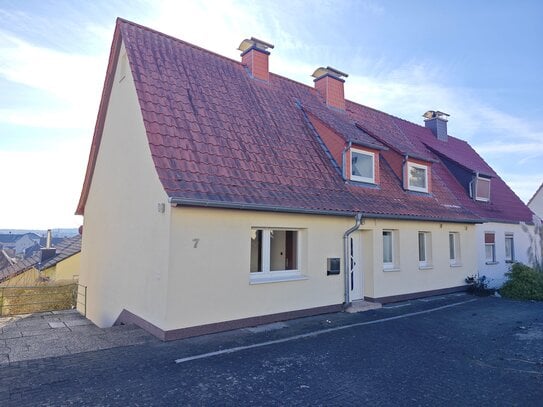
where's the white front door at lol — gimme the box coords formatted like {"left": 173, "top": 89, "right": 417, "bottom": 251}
{"left": 349, "top": 233, "right": 363, "bottom": 301}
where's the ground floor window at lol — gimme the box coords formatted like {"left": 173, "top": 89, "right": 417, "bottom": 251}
{"left": 449, "top": 232, "right": 461, "bottom": 266}
{"left": 418, "top": 231, "right": 432, "bottom": 268}
{"left": 250, "top": 229, "right": 301, "bottom": 282}
{"left": 485, "top": 232, "right": 496, "bottom": 263}
{"left": 383, "top": 230, "right": 398, "bottom": 270}
{"left": 505, "top": 233, "right": 515, "bottom": 263}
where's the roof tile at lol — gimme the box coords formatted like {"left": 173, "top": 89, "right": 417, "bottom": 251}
{"left": 78, "top": 19, "right": 532, "bottom": 224}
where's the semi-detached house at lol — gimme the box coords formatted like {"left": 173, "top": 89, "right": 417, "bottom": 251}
{"left": 76, "top": 19, "right": 533, "bottom": 340}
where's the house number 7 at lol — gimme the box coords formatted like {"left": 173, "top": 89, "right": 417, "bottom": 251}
{"left": 192, "top": 238, "right": 200, "bottom": 248}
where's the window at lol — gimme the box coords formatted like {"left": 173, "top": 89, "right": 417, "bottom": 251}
{"left": 383, "top": 230, "right": 398, "bottom": 270}
{"left": 484, "top": 232, "right": 496, "bottom": 263}
{"left": 505, "top": 233, "right": 515, "bottom": 263}
{"left": 418, "top": 232, "right": 432, "bottom": 268}
{"left": 475, "top": 177, "right": 491, "bottom": 202}
{"left": 250, "top": 229, "right": 303, "bottom": 283}
{"left": 351, "top": 149, "right": 375, "bottom": 183}
{"left": 407, "top": 162, "right": 428, "bottom": 193}
{"left": 449, "top": 232, "right": 461, "bottom": 266}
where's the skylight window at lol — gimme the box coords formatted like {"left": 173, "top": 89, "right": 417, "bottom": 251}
{"left": 350, "top": 148, "right": 375, "bottom": 183}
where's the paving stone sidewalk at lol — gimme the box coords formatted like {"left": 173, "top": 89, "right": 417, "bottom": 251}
{"left": 0, "top": 309, "right": 157, "bottom": 364}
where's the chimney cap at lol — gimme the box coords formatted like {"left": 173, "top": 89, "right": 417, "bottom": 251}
{"left": 423, "top": 110, "right": 449, "bottom": 120}
{"left": 238, "top": 37, "right": 274, "bottom": 53}
{"left": 312, "top": 66, "right": 349, "bottom": 80}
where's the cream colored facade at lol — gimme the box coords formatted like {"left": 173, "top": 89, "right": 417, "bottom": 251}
{"left": 78, "top": 40, "right": 477, "bottom": 335}
{"left": 78, "top": 42, "right": 172, "bottom": 328}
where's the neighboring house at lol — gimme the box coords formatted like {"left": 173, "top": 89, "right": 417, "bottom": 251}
{"left": 0, "top": 233, "right": 41, "bottom": 256}
{"left": 76, "top": 19, "right": 532, "bottom": 340}
{"left": 416, "top": 115, "right": 535, "bottom": 287}
{"left": 528, "top": 182, "right": 543, "bottom": 219}
{"left": 0, "top": 235, "right": 81, "bottom": 287}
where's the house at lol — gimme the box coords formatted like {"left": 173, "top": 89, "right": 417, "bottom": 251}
{"left": 76, "top": 19, "right": 532, "bottom": 340}
{"left": 415, "top": 113, "right": 535, "bottom": 287}
{"left": 528, "top": 182, "right": 543, "bottom": 219}
{"left": 0, "top": 233, "right": 82, "bottom": 287}
{"left": 0, "top": 232, "right": 41, "bottom": 256}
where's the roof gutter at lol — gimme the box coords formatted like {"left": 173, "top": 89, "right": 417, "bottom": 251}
{"left": 343, "top": 213, "right": 363, "bottom": 307}
{"left": 169, "top": 197, "right": 356, "bottom": 217}
{"left": 168, "top": 197, "right": 482, "bottom": 224}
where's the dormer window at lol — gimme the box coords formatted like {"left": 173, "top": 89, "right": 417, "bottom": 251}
{"left": 350, "top": 148, "right": 375, "bottom": 183}
{"left": 475, "top": 176, "right": 491, "bottom": 202}
{"left": 407, "top": 162, "right": 428, "bottom": 193}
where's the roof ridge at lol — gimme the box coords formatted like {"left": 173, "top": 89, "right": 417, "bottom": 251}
{"left": 117, "top": 18, "right": 321, "bottom": 94}
{"left": 346, "top": 99, "right": 471, "bottom": 144}
{"left": 117, "top": 17, "right": 469, "bottom": 144}
{"left": 118, "top": 18, "right": 253, "bottom": 74}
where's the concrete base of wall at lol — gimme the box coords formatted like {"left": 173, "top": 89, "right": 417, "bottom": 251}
{"left": 365, "top": 285, "right": 468, "bottom": 304}
{"left": 114, "top": 304, "right": 343, "bottom": 341}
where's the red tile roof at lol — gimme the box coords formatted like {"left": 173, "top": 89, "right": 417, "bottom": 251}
{"left": 76, "top": 19, "right": 532, "bottom": 224}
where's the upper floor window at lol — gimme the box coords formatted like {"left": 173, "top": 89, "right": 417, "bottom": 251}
{"left": 475, "top": 176, "right": 491, "bottom": 202}
{"left": 407, "top": 162, "right": 428, "bottom": 193}
{"left": 351, "top": 148, "right": 375, "bottom": 184}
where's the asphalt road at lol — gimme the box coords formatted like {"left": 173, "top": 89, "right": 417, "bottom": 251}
{"left": 1, "top": 295, "right": 542, "bottom": 406}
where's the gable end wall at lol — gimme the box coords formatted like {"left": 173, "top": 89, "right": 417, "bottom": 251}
{"left": 78, "top": 40, "right": 171, "bottom": 328}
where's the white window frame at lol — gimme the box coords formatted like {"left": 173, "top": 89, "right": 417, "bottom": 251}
{"left": 484, "top": 232, "right": 497, "bottom": 264}
{"left": 505, "top": 233, "right": 515, "bottom": 263}
{"left": 382, "top": 230, "right": 399, "bottom": 271}
{"left": 250, "top": 228, "right": 305, "bottom": 284}
{"left": 407, "top": 162, "right": 429, "bottom": 193}
{"left": 418, "top": 231, "right": 432, "bottom": 269}
{"left": 350, "top": 148, "right": 375, "bottom": 184}
{"left": 449, "top": 232, "right": 461, "bottom": 266}
{"left": 475, "top": 176, "right": 491, "bottom": 202}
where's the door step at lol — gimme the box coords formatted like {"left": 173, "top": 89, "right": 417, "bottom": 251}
{"left": 346, "top": 300, "right": 382, "bottom": 313}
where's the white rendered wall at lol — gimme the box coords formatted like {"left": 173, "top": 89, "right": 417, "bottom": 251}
{"left": 476, "top": 223, "right": 532, "bottom": 288}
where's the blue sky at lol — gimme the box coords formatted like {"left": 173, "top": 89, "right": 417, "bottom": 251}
{"left": 1, "top": 0, "right": 542, "bottom": 228}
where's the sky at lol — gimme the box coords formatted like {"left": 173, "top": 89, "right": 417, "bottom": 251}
{"left": 1, "top": 0, "right": 542, "bottom": 229}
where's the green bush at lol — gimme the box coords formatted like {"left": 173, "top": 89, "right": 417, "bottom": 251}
{"left": 500, "top": 263, "right": 543, "bottom": 301}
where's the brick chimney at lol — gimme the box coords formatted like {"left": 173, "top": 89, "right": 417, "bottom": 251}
{"left": 312, "top": 66, "right": 349, "bottom": 110}
{"left": 238, "top": 37, "right": 274, "bottom": 82}
{"left": 423, "top": 110, "right": 450, "bottom": 141}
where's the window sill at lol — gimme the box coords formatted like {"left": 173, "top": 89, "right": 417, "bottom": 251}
{"left": 418, "top": 265, "right": 433, "bottom": 270}
{"left": 450, "top": 262, "right": 463, "bottom": 268}
{"left": 383, "top": 267, "right": 400, "bottom": 272}
{"left": 249, "top": 273, "right": 307, "bottom": 285}
{"left": 485, "top": 261, "right": 499, "bottom": 265}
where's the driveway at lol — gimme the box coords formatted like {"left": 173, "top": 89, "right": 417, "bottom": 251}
{"left": 1, "top": 294, "right": 542, "bottom": 406}
{"left": 0, "top": 309, "right": 157, "bottom": 364}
